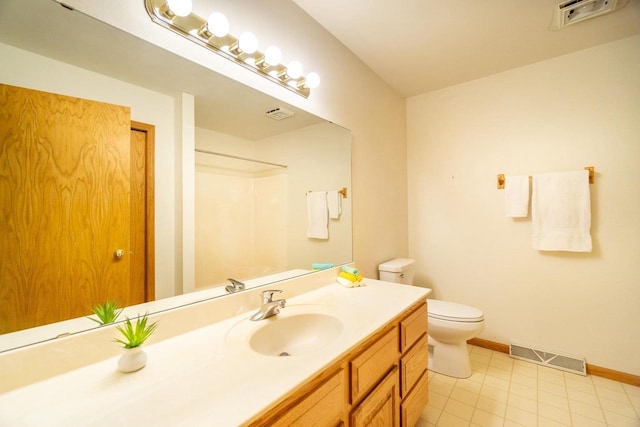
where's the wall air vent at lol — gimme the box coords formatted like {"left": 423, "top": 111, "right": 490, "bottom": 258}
{"left": 510, "top": 342, "right": 587, "bottom": 375}
{"left": 549, "top": 0, "right": 630, "bottom": 30}
{"left": 265, "top": 107, "right": 295, "bottom": 121}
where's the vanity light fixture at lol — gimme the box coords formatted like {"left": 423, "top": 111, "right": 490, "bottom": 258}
{"left": 144, "top": 0, "right": 320, "bottom": 97}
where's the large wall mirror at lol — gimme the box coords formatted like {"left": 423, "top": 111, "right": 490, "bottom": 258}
{"left": 0, "top": 0, "right": 352, "bottom": 352}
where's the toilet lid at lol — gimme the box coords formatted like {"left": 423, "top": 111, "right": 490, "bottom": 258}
{"left": 428, "top": 299, "right": 484, "bottom": 322}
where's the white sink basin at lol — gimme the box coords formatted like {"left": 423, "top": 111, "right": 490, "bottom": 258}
{"left": 250, "top": 313, "right": 343, "bottom": 357}
{"left": 225, "top": 305, "right": 343, "bottom": 357}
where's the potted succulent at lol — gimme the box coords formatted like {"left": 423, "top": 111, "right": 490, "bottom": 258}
{"left": 114, "top": 313, "right": 158, "bottom": 373}
{"left": 89, "top": 300, "right": 123, "bottom": 325}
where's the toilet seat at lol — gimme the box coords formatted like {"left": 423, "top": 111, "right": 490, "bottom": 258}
{"left": 428, "top": 299, "right": 484, "bottom": 323}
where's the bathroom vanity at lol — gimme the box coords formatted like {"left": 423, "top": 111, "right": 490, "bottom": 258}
{"left": 0, "top": 270, "right": 430, "bottom": 426}
{"left": 252, "top": 300, "right": 429, "bottom": 426}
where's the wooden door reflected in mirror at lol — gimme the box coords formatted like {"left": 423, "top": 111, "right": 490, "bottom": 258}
{"left": 0, "top": 84, "right": 155, "bottom": 333}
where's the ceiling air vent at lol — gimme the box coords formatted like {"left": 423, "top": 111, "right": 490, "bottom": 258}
{"left": 265, "top": 107, "right": 295, "bottom": 121}
{"left": 549, "top": 0, "right": 630, "bottom": 30}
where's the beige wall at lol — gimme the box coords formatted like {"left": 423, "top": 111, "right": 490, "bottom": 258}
{"left": 407, "top": 35, "right": 640, "bottom": 375}
{"left": 258, "top": 122, "right": 353, "bottom": 270}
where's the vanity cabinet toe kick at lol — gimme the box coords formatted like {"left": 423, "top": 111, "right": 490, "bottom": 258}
{"left": 249, "top": 300, "right": 429, "bottom": 427}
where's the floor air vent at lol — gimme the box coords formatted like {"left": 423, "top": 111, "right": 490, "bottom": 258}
{"left": 509, "top": 343, "right": 586, "bottom": 376}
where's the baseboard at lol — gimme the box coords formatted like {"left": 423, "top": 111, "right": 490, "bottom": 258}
{"left": 467, "top": 338, "right": 640, "bottom": 387}
{"left": 586, "top": 364, "right": 640, "bottom": 387}
{"left": 468, "top": 338, "right": 510, "bottom": 354}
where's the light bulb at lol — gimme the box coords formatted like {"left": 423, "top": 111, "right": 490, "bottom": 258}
{"left": 287, "top": 61, "right": 303, "bottom": 79}
{"left": 264, "top": 46, "right": 282, "bottom": 66}
{"left": 305, "top": 72, "right": 320, "bottom": 89}
{"left": 207, "top": 12, "right": 229, "bottom": 37}
{"left": 166, "top": 0, "right": 192, "bottom": 17}
{"left": 576, "top": 3, "right": 594, "bottom": 13}
{"left": 238, "top": 32, "right": 258, "bottom": 54}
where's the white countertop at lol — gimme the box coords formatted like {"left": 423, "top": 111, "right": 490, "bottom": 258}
{"left": 0, "top": 269, "right": 312, "bottom": 353}
{"left": 0, "top": 279, "right": 429, "bottom": 426}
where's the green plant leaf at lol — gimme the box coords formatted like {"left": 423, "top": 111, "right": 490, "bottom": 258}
{"left": 114, "top": 313, "right": 158, "bottom": 349}
{"left": 89, "top": 300, "right": 123, "bottom": 325}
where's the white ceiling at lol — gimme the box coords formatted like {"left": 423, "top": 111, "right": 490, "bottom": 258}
{"left": 293, "top": 0, "right": 640, "bottom": 97}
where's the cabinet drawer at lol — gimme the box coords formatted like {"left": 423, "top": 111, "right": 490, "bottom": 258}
{"left": 350, "top": 366, "right": 400, "bottom": 427}
{"left": 400, "top": 334, "right": 428, "bottom": 399}
{"left": 350, "top": 327, "right": 399, "bottom": 403}
{"left": 400, "top": 302, "right": 427, "bottom": 353}
{"left": 269, "top": 369, "right": 344, "bottom": 427}
{"left": 401, "top": 370, "right": 429, "bottom": 427}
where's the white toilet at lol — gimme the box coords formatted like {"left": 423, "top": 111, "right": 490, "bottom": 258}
{"left": 378, "top": 258, "right": 485, "bottom": 379}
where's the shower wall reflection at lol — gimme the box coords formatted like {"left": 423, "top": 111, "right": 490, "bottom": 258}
{"left": 194, "top": 122, "right": 352, "bottom": 290}
{"left": 195, "top": 152, "right": 288, "bottom": 287}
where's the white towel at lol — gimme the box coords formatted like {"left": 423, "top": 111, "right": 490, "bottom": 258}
{"left": 306, "top": 191, "right": 328, "bottom": 239}
{"left": 505, "top": 175, "right": 530, "bottom": 217}
{"left": 532, "top": 170, "right": 592, "bottom": 252}
{"left": 327, "top": 190, "right": 342, "bottom": 219}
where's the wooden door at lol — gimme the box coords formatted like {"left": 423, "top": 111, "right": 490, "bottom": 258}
{"left": 0, "top": 84, "right": 141, "bottom": 334}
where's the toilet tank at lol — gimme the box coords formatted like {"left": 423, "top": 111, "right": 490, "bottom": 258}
{"left": 378, "top": 258, "right": 415, "bottom": 285}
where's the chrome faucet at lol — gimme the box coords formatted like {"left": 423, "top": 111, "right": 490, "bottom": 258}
{"left": 250, "top": 289, "right": 286, "bottom": 321}
{"left": 225, "top": 278, "right": 245, "bottom": 294}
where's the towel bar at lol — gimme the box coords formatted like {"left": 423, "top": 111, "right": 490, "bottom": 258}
{"left": 306, "top": 187, "right": 348, "bottom": 198}
{"left": 497, "top": 166, "right": 594, "bottom": 189}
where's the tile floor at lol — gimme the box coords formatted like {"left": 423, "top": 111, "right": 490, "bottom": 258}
{"left": 417, "top": 345, "right": 640, "bottom": 427}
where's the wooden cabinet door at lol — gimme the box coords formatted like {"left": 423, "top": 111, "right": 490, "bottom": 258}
{"left": 401, "top": 335, "right": 428, "bottom": 399}
{"left": 268, "top": 369, "right": 344, "bottom": 427}
{"left": 0, "top": 84, "right": 132, "bottom": 333}
{"left": 400, "top": 302, "right": 427, "bottom": 353}
{"left": 351, "top": 327, "right": 399, "bottom": 403}
{"left": 401, "top": 371, "right": 429, "bottom": 427}
{"left": 350, "top": 366, "right": 400, "bottom": 427}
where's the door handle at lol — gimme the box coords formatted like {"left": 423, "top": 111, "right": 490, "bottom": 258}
{"left": 113, "top": 249, "right": 125, "bottom": 260}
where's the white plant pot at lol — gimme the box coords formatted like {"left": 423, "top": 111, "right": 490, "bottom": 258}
{"left": 117, "top": 346, "right": 148, "bottom": 373}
